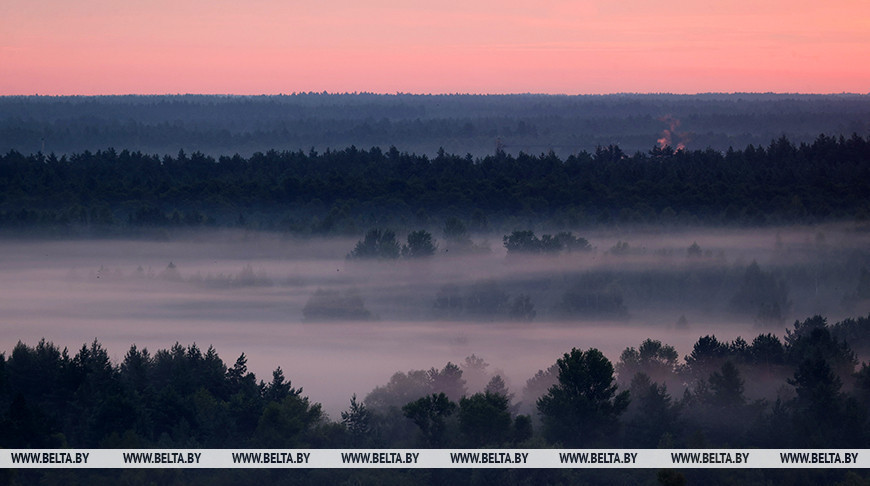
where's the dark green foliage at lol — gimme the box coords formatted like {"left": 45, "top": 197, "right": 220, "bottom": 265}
{"left": 785, "top": 316, "right": 857, "bottom": 377}
{"left": 0, "top": 340, "right": 321, "bottom": 449}
{"left": 504, "top": 230, "right": 591, "bottom": 255}
{"left": 254, "top": 394, "right": 323, "bottom": 447}
{"left": 3, "top": 131, "right": 870, "bottom": 233}
{"left": 537, "top": 348, "right": 629, "bottom": 447}
{"left": 341, "top": 394, "right": 371, "bottom": 447}
{"left": 459, "top": 391, "right": 512, "bottom": 446}
{"left": 520, "top": 364, "right": 558, "bottom": 414}
{"left": 749, "top": 333, "right": 785, "bottom": 368}
{"left": 616, "top": 339, "right": 679, "bottom": 385}
{"left": 0, "top": 393, "right": 59, "bottom": 448}
{"left": 364, "top": 370, "right": 433, "bottom": 410}
{"left": 787, "top": 357, "right": 867, "bottom": 447}
{"left": 831, "top": 314, "right": 870, "bottom": 358}
{"left": 428, "top": 362, "right": 466, "bottom": 402}
{"left": 6, "top": 312, "right": 870, "bottom": 474}
{"left": 484, "top": 375, "right": 512, "bottom": 401}
{"left": 402, "top": 230, "right": 437, "bottom": 258}
{"left": 553, "top": 232, "right": 592, "bottom": 252}
{"left": 503, "top": 230, "right": 541, "bottom": 254}
{"left": 348, "top": 228, "right": 400, "bottom": 259}
{"left": 364, "top": 362, "right": 466, "bottom": 410}
{"left": 264, "top": 367, "right": 297, "bottom": 402}
{"left": 402, "top": 393, "right": 456, "bottom": 447}
{"left": 627, "top": 374, "right": 681, "bottom": 448}
{"left": 512, "top": 414, "right": 533, "bottom": 443}
{"left": 684, "top": 335, "right": 729, "bottom": 380}
{"left": 708, "top": 362, "right": 746, "bottom": 408}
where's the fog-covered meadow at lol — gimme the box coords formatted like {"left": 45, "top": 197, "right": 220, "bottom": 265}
{"left": 2, "top": 223, "right": 869, "bottom": 417}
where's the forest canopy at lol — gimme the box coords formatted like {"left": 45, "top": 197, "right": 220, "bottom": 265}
{"left": 1, "top": 133, "right": 868, "bottom": 233}
{"left": 3, "top": 314, "right": 870, "bottom": 483}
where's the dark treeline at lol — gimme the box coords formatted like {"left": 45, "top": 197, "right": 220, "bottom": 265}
{"left": 3, "top": 315, "right": 870, "bottom": 484}
{"left": 3, "top": 93, "right": 870, "bottom": 158}
{"left": 1, "top": 133, "right": 869, "bottom": 233}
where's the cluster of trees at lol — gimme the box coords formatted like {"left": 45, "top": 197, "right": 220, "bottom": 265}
{"left": 2, "top": 133, "right": 869, "bottom": 234}
{"left": 65, "top": 235, "right": 868, "bottom": 328}
{"left": 432, "top": 281, "right": 536, "bottom": 322}
{"left": 73, "top": 247, "right": 861, "bottom": 327}
{"left": 348, "top": 229, "right": 437, "bottom": 259}
{"left": 3, "top": 315, "right": 869, "bottom": 450}
{"left": 503, "top": 230, "right": 591, "bottom": 255}
{"left": 346, "top": 228, "right": 593, "bottom": 260}
{"left": 3, "top": 314, "right": 870, "bottom": 484}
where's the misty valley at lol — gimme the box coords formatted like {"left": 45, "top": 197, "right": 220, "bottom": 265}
{"left": 3, "top": 224, "right": 870, "bottom": 483}
{"left": 2, "top": 95, "right": 870, "bottom": 484}
{"left": 2, "top": 223, "right": 869, "bottom": 412}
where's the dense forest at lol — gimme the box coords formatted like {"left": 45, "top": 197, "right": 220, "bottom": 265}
{"left": 2, "top": 314, "right": 870, "bottom": 484}
{"left": 3, "top": 93, "right": 870, "bottom": 485}
{"left": 3, "top": 93, "right": 870, "bottom": 158}
{"left": 1, "top": 132, "right": 869, "bottom": 234}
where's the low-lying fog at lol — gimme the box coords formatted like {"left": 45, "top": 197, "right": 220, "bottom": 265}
{"left": 2, "top": 224, "right": 869, "bottom": 418}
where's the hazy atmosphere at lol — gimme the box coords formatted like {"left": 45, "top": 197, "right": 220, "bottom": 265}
{"left": 4, "top": 224, "right": 868, "bottom": 417}
{"left": 3, "top": 0, "right": 870, "bottom": 482}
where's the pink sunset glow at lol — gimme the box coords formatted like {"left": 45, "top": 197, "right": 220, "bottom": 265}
{"left": 2, "top": 0, "right": 869, "bottom": 95}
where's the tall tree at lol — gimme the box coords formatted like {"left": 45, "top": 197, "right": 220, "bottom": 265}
{"left": 341, "top": 394, "right": 371, "bottom": 447}
{"left": 459, "top": 391, "right": 512, "bottom": 446}
{"left": 402, "top": 393, "right": 456, "bottom": 447}
{"left": 537, "top": 348, "right": 629, "bottom": 447}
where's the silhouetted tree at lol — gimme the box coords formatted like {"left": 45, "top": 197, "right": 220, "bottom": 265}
{"left": 341, "top": 394, "right": 371, "bottom": 447}
{"left": 254, "top": 393, "right": 323, "bottom": 447}
{"left": 708, "top": 361, "right": 745, "bottom": 408}
{"left": 402, "top": 393, "right": 456, "bottom": 447}
{"left": 459, "top": 391, "right": 512, "bottom": 446}
{"left": 428, "top": 362, "right": 466, "bottom": 402}
{"left": 617, "top": 339, "right": 679, "bottom": 385}
{"left": 684, "top": 335, "right": 729, "bottom": 380}
{"left": 537, "top": 348, "right": 629, "bottom": 447}
{"left": 624, "top": 373, "right": 680, "bottom": 448}
{"left": 504, "top": 230, "right": 541, "bottom": 254}
{"left": 787, "top": 357, "right": 866, "bottom": 447}
{"left": 785, "top": 316, "right": 857, "bottom": 378}
{"left": 402, "top": 230, "right": 437, "bottom": 258}
{"left": 348, "top": 228, "right": 400, "bottom": 259}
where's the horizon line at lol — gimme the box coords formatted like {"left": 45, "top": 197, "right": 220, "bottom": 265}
{"left": 3, "top": 91, "right": 870, "bottom": 98}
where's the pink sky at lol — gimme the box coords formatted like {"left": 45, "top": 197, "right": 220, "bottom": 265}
{"left": 2, "top": 0, "right": 869, "bottom": 95}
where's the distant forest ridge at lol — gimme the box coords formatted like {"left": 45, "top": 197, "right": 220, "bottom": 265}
{"left": 1, "top": 133, "right": 868, "bottom": 232}
{"left": 2, "top": 93, "right": 870, "bottom": 158}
